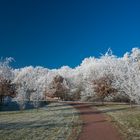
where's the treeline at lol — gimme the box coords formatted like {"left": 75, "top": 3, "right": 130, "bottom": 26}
{"left": 0, "top": 48, "right": 140, "bottom": 110}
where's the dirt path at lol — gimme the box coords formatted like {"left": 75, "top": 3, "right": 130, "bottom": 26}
{"left": 70, "top": 103, "right": 123, "bottom": 140}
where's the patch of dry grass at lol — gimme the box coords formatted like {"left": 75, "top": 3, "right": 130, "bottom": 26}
{"left": 0, "top": 102, "right": 82, "bottom": 140}
{"left": 95, "top": 104, "right": 140, "bottom": 140}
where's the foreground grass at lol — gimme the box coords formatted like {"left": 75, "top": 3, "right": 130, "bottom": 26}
{"left": 95, "top": 103, "right": 140, "bottom": 140}
{"left": 0, "top": 102, "right": 82, "bottom": 140}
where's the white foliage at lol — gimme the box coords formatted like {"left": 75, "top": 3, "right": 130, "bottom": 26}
{"left": 2, "top": 48, "right": 140, "bottom": 105}
{"left": 0, "top": 57, "right": 14, "bottom": 81}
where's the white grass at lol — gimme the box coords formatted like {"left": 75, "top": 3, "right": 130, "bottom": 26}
{"left": 0, "top": 102, "right": 82, "bottom": 140}
{"left": 95, "top": 104, "right": 140, "bottom": 140}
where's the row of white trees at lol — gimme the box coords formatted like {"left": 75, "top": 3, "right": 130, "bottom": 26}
{"left": 0, "top": 48, "right": 140, "bottom": 109}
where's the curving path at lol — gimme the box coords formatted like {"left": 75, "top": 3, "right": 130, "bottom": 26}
{"left": 70, "top": 103, "right": 123, "bottom": 140}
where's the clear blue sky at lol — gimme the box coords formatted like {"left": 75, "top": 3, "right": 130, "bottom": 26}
{"left": 0, "top": 0, "right": 140, "bottom": 68}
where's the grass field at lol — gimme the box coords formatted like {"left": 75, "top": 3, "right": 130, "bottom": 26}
{"left": 0, "top": 102, "right": 82, "bottom": 140}
{"left": 95, "top": 103, "right": 140, "bottom": 140}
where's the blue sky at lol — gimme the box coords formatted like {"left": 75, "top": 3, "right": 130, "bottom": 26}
{"left": 0, "top": 0, "right": 140, "bottom": 68}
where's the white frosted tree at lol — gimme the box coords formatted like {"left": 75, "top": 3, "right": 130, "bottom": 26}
{"left": 0, "top": 58, "right": 15, "bottom": 104}
{"left": 15, "top": 84, "right": 26, "bottom": 111}
{"left": 112, "top": 49, "right": 140, "bottom": 105}
{"left": 4, "top": 47, "right": 139, "bottom": 107}
{"left": 13, "top": 66, "right": 49, "bottom": 109}
{"left": 0, "top": 57, "right": 14, "bottom": 80}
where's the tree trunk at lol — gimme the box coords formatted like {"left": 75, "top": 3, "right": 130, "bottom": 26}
{"left": 130, "top": 99, "right": 133, "bottom": 108}
{"left": 0, "top": 96, "right": 2, "bottom": 105}
{"left": 101, "top": 98, "right": 104, "bottom": 105}
{"left": 0, "top": 96, "right": 4, "bottom": 105}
